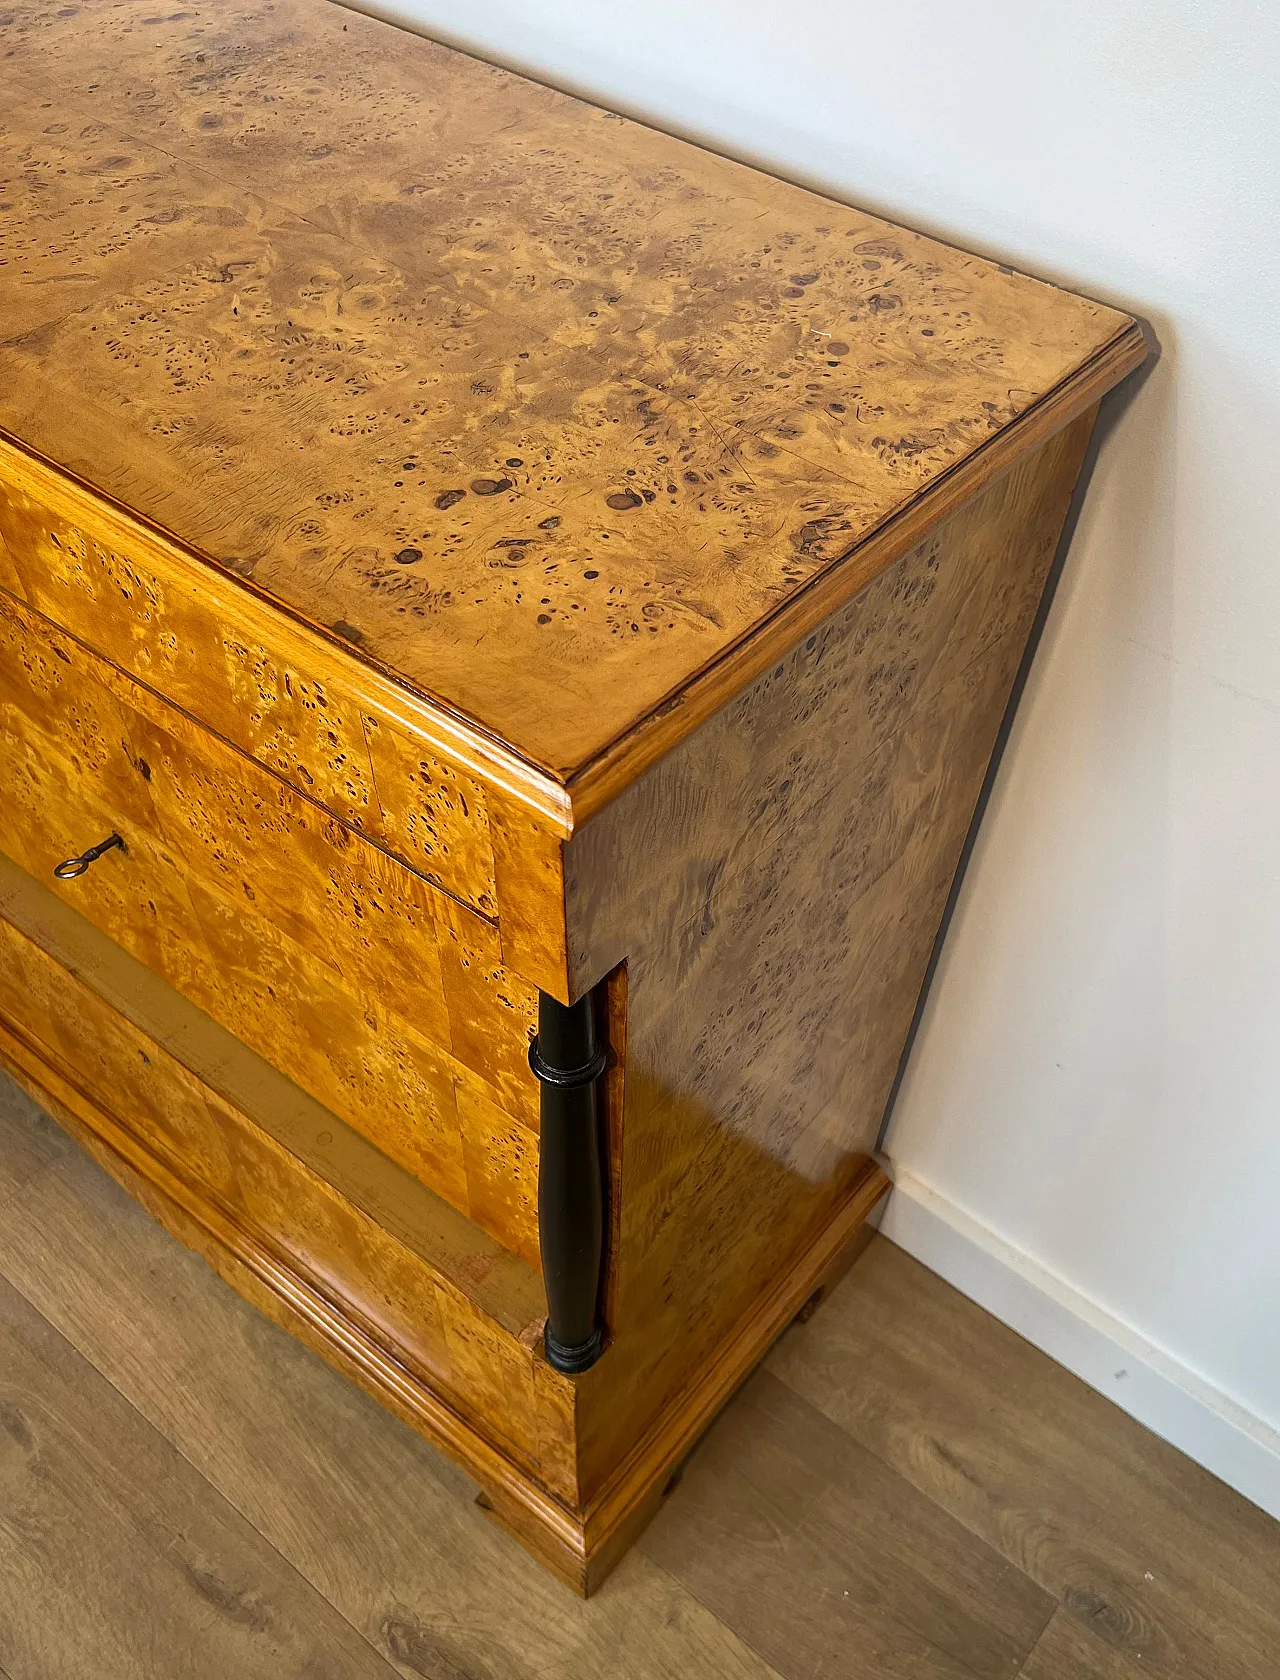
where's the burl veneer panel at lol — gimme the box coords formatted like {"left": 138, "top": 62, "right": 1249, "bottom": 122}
{"left": 0, "top": 587, "right": 544, "bottom": 1265}
{"left": 0, "top": 0, "right": 1138, "bottom": 778}
{"left": 0, "top": 448, "right": 570, "bottom": 980}
{"left": 569, "top": 414, "right": 1094, "bottom": 1491}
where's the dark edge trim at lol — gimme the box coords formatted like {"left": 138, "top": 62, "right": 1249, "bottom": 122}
{"left": 874, "top": 332, "right": 1161, "bottom": 1155}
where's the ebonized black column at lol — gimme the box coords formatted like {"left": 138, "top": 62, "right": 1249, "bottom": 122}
{"left": 529, "top": 989, "right": 606, "bottom": 1374}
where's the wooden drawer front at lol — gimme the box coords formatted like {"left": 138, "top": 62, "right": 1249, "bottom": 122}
{"left": 0, "top": 589, "right": 541, "bottom": 1267}
{"left": 0, "top": 878, "right": 575, "bottom": 1501}
{"left": 0, "top": 452, "right": 572, "bottom": 999}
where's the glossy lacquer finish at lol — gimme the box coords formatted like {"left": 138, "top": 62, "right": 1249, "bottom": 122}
{"left": 0, "top": 0, "right": 1144, "bottom": 1594}
{"left": 0, "top": 0, "right": 1143, "bottom": 790}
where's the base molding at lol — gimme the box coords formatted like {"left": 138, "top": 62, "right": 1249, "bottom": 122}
{"left": 571, "top": 1158, "right": 889, "bottom": 1591}
{"left": 392, "top": 1154, "right": 887, "bottom": 1595}
{"left": 0, "top": 1025, "right": 578, "bottom": 1540}
{"left": 0, "top": 1010, "right": 887, "bottom": 1595}
{"left": 880, "top": 1167, "right": 1280, "bottom": 1524}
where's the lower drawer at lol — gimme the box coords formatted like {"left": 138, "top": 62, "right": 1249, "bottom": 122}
{"left": 0, "top": 589, "right": 541, "bottom": 1266}
{"left": 0, "top": 850, "right": 575, "bottom": 1499}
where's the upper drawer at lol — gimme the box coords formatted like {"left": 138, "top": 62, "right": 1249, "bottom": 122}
{"left": 0, "top": 587, "right": 544, "bottom": 1268}
{"left": 0, "top": 442, "right": 570, "bottom": 995}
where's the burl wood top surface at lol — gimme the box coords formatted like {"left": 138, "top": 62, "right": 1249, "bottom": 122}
{"left": 1, "top": 0, "right": 1135, "bottom": 780}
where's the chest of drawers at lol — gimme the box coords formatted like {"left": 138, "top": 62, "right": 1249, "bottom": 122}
{"left": 0, "top": 0, "right": 1145, "bottom": 1592}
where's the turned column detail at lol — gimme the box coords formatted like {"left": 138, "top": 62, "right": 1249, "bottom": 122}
{"left": 529, "top": 989, "right": 607, "bottom": 1374}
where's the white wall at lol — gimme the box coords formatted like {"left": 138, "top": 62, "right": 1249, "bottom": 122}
{"left": 357, "top": 0, "right": 1280, "bottom": 1511}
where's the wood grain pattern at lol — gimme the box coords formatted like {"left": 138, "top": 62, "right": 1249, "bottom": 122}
{"left": 569, "top": 1157, "right": 888, "bottom": 1595}
{"left": 0, "top": 588, "right": 551, "bottom": 1260}
{"left": 0, "top": 1272, "right": 401, "bottom": 1680}
{"left": 0, "top": 1082, "right": 788, "bottom": 1680}
{"left": 564, "top": 330, "right": 1139, "bottom": 819}
{"left": 0, "top": 434, "right": 572, "bottom": 832}
{"left": 0, "top": 441, "right": 577, "bottom": 1017}
{"left": 0, "top": 445, "right": 548, "bottom": 906}
{"left": 0, "top": 394, "right": 1107, "bottom": 1589}
{"left": 642, "top": 1368, "right": 1056, "bottom": 1679}
{"left": 567, "top": 412, "right": 1094, "bottom": 990}
{"left": 768, "top": 1240, "right": 1280, "bottom": 1680}
{"left": 569, "top": 415, "right": 1093, "bottom": 1498}
{"left": 0, "top": 0, "right": 1143, "bottom": 781}
{"left": 0, "top": 854, "right": 543, "bottom": 1339}
{"left": 1017, "top": 1611, "right": 1152, "bottom": 1680}
{"left": 0, "top": 853, "right": 585, "bottom": 1496}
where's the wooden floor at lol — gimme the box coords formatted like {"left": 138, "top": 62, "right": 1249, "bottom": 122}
{"left": 0, "top": 1073, "right": 1276, "bottom": 1680}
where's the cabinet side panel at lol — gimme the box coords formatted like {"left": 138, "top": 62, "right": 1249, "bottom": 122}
{"left": 568, "top": 410, "right": 1095, "bottom": 1495}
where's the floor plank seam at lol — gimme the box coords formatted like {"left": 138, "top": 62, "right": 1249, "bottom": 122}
{"left": 639, "top": 1532, "right": 1042, "bottom": 1680}
{"left": 632, "top": 1553, "right": 791, "bottom": 1680}
{"left": 764, "top": 1343, "right": 1062, "bottom": 1676}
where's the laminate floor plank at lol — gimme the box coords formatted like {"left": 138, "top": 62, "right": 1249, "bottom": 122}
{"left": 0, "top": 1078, "right": 784, "bottom": 1680}
{"left": 1015, "top": 1609, "right": 1151, "bottom": 1680}
{"left": 640, "top": 1368, "right": 1054, "bottom": 1680}
{"left": 3, "top": 1072, "right": 1278, "bottom": 1680}
{"left": 0, "top": 1270, "right": 401, "bottom": 1680}
{"left": 0, "top": 1076, "right": 75, "bottom": 1203}
{"left": 767, "top": 1237, "right": 1280, "bottom": 1680}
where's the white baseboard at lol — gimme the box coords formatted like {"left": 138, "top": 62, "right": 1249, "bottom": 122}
{"left": 877, "top": 1166, "right": 1280, "bottom": 1524}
